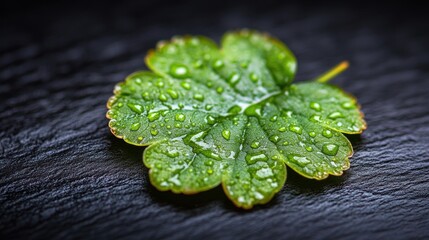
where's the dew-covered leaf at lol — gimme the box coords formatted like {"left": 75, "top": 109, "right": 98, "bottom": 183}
{"left": 106, "top": 30, "right": 366, "bottom": 209}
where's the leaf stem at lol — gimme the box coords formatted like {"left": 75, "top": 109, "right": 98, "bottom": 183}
{"left": 315, "top": 61, "right": 349, "bottom": 83}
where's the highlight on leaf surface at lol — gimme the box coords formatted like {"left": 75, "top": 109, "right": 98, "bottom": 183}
{"left": 106, "top": 29, "right": 366, "bottom": 209}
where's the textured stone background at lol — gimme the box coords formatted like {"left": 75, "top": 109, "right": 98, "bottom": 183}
{"left": 1, "top": 1, "right": 428, "bottom": 239}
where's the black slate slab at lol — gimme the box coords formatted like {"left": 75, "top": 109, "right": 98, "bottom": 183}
{"left": 1, "top": 1, "right": 428, "bottom": 239}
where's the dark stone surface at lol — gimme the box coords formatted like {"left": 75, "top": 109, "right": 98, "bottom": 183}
{"left": 1, "top": 1, "right": 428, "bottom": 239}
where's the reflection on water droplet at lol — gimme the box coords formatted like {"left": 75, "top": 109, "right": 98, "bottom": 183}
{"left": 269, "top": 135, "right": 280, "bottom": 143}
{"left": 205, "top": 104, "right": 213, "bottom": 111}
{"left": 229, "top": 73, "right": 240, "bottom": 85}
{"left": 310, "top": 114, "right": 322, "bottom": 122}
{"left": 289, "top": 124, "right": 302, "bottom": 134}
{"left": 244, "top": 104, "right": 261, "bottom": 116}
{"left": 141, "top": 92, "right": 150, "bottom": 100}
{"left": 251, "top": 141, "right": 260, "bottom": 149}
{"left": 148, "top": 112, "right": 160, "bottom": 122}
{"left": 175, "top": 113, "right": 186, "bottom": 122}
{"left": 193, "top": 93, "right": 204, "bottom": 101}
{"left": 270, "top": 115, "right": 278, "bottom": 122}
{"left": 289, "top": 155, "right": 310, "bottom": 165}
{"left": 341, "top": 102, "right": 354, "bottom": 109}
{"left": 134, "top": 78, "right": 142, "bottom": 84}
{"left": 328, "top": 112, "right": 344, "bottom": 119}
{"left": 322, "top": 144, "right": 339, "bottom": 156}
{"left": 150, "top": 129, "right": 159, "bottom": 136}
{"left": 167, "top": 89, "right": 178, "bottom": 99}
{"left": 130, "top": 122, "right": 141, "bottom": 131}
{"left": 250, "top": 73, "right": 259, "bottom": 82}
{"left": 206, "top": 115, "right": 216, "bottom": 124}
{"left": 245, "top": 153, "right": 268, "bottom": 164}
{"left": 180, "top": 82, "right": 191, "bottom": 90}
{"left": 322, "top": 129, "right": 333, "bottom": 138}
{"left": 210, "top": 152, "right": 221, "bottom": 160}
{"left": 310, "top": 102, "right": 321, "bottom": 111}
{"left": 256, "top": 167, "right": 273, "bottom": 179}
{"left": 216, "top": 87, "right": 224, "bottom": 94}
{"left": 158, "top": 94, "right": 168, "bottom": 102}
{"left": 212, "top": 59, "right": 224, "bottom": 69}
{"left": 222, "top": 130, "right": 231, "bottom": 140}
{"left": 170, "top": 63, "right": 189, "bottom": 78}
{"left": 278, "top": 127, "right": 287, "bottom": 132}
{"left": 309, "top": 131, "right": 316, "bottom": 137}
{"left": 156, "top": 80, "right": 164, "bottom": 88}
{"left": 127, "top": 103, "right": 143, "bottom": 114}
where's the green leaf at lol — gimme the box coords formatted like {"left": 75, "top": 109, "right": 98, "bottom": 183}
{"left": 106, "top": 30, "right": 366, "bottom": 209}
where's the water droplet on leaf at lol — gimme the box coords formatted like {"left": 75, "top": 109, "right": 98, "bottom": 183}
{"left": 245, "top": 153, "right": 268, "bottom": 164}
{"left": 341, "top": 102, "right": 354, "bottom": 109}
{"left": 322, "top": 144, "right": 339, "bottom": 156}
{"left": 289, "top": 125, "right": 302, "bottom": 134}
{"left": 310, "top": 102, "right": 321, "bottom": 111}
{"left": 328, "top": 112, "right": 344, "bottom": 119}
{"left": 167, "top": 89, "right": 178, "bottom": 99}
{"left": 228, "top": 73, "right": 240, "bottom": 85}
{"left": 212, "top": 59, "right": 224, "bottom": 69}
{"left": 222, "top": 130, "right": 231, "bottom": 140}
{"left": 206, "top": 115, "right": 216, "bottom": 124}
{"left": 310, "top": 114, "right": 322, "bottom": 122}
{"left": 193, "top": 93, "right": 204, "bottom": 101}
{"left": 205, "top": 104, "right": 213, "bottom": 111}
{"left": 228, "top": 105, "right": 242, "bottom": 114}
{"left": 127, "top": 103, "right": 143, "bottom": 114}
{"left": 130, "top": 122, "right": 141, "bottom": 131}
{"left": 250, "top": 73, "right": 259, "bottom": 82}
{"left": 175, "top": 113, "right": 186, "bottom": 122}
{"left": 251, "top": 141, "right": 260, "bottom": 149}
{"left": 181, "top": 82, "right": 191, "bottom": 90}
{"left": 148, "top": 112, "right": 160, "bottom": 122}
{"left": 269, "top": 135, "right": 280, "bottom": 143}
{"left": 141, "top": 92, "right": 150, "bottom": 100}
{"left": 170, "top": 63, "right": 189, "bottom": 78}
{"left": 158, "top": 94, "right": 168, "bottom": 102}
